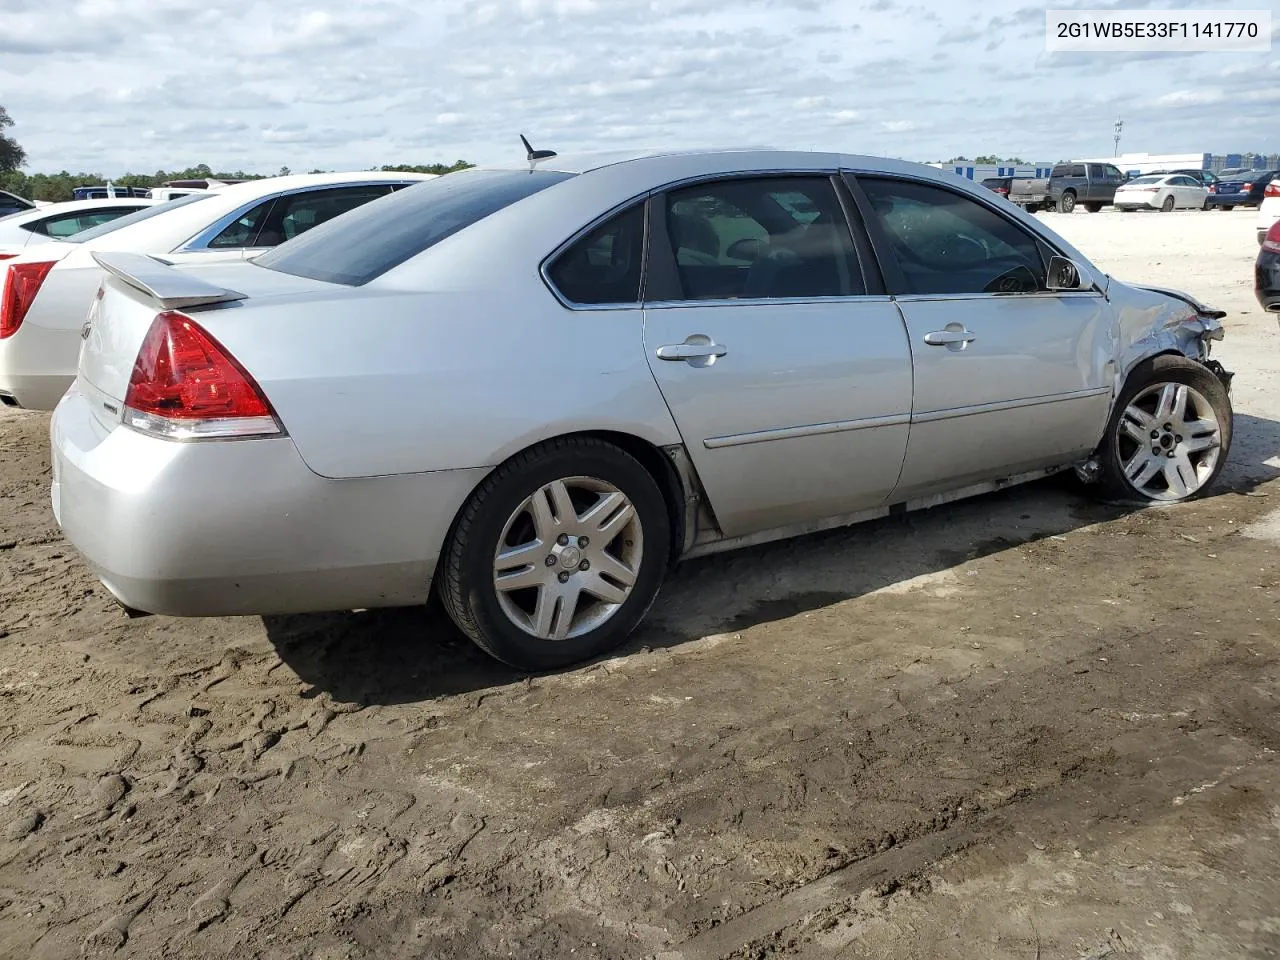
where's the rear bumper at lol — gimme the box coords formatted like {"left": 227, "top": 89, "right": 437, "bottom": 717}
{"left": 50, "top": 385, "right": 488, "bottom": 617}
{"left": 0, "top": 313, "right": 80, "bottom": 410}
{"left": 1113, "top": 198, "right": 1156, "bottom": 209}
{"left": 1206, "top": 195, "right": 1253, "bottom": 208}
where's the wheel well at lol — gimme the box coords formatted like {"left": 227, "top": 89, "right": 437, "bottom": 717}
{"left": 442, "top": 430, "right": 691, "bottom": 572}
{"left": 576, "top": 430, "right": 688, "bottom": 565}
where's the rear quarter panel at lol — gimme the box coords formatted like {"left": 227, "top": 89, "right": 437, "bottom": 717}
{"left": 192, "top": 284, "right": 682, "bottom": 480}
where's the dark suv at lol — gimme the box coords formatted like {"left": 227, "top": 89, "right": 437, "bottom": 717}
{"left": 1048, "top": 162, "right": 1127, "bottom": 213}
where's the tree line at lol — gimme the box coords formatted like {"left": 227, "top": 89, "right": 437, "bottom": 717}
{"left": 1, "top": 103, "right": 473, "bottom": 203}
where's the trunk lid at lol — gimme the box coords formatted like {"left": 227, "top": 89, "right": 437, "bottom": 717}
{"left": 79, "top": 252, "right": 334, "bottom": 411}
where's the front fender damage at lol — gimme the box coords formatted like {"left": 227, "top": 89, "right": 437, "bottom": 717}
{"left": 1073, "top": 281, "right": 1234, "bottom": 486}
{"left": 1111, "top": 281, "right": 1232, "bottom": 393}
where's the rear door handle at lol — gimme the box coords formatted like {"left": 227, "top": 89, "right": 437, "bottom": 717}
{"left": 923, "top": 329, "right": 976, "bottom": 347}
{"left": 655, "top": 335, "right": 727, "bottom": 365}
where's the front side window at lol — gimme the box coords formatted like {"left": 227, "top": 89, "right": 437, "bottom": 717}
{"left": 659, "top": 176, "right": 863, "bottom": 301}
{"left": 255, "top": 185, "right": 393, "bottom": 246}
{"left": 859, "top": 177, "right": 1047, "bottom": 296}
{"left": 546, "top": 203, "right": 645, "bottom": 305}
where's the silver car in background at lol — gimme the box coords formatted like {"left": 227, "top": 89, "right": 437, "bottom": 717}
{"left": 51, "top": 148, "right": 1234, "bottom": 671}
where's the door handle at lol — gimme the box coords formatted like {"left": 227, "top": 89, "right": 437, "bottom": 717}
{"left": 655, "top": 335, "right": 727, "bottom": 365}
{"left": 923, "top": 328, "right": 976, "bottom": 347}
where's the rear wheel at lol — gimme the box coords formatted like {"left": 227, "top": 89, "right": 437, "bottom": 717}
{"left": 1161, "top": 195, "right": 1175, "bottom": 212}
{"left": 1059, "top": 192, "right": 1076, "bottom": 213}
{"left": 439, "top": 437, "right": 671, "bottom": 671}
{"left": 1220, "top": 204, "right": 1234, "bottom": 211}
{"left": 1096, "top": 356, "right": 1231, "bottom": 504}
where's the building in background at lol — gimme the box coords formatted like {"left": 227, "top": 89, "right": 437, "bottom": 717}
{"left": 927, "top": 162, "right": 1058, "bottom": 181}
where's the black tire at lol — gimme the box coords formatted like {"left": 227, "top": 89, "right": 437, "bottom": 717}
{"left": 1024, "top": 203, "right": 1039, "bottom": 214}
{"left": 1096, "top": 355, "right": 1232, "bottom": 504}
{"left": 1085, "top": 202, "right": 1103, "bottom": 213}
{"left": 1201, "top": 198, "right": 1211, "bottom": 210}
{"left": 1120, "top": 207, "right": 1135, "bottom": 213}
{"left": 1220, "top": 205, "right": 1234, "bottom": 211}
{"left": 438, "top": 437, "right": 671, "bottom": 671}
{"left": 1058, "top": 192, "right": 1076, "bottom": 213}
{"left": 1161, "top": 195, "right": 1175, "bottom": 212}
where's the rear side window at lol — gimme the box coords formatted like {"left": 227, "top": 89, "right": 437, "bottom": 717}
{"left": 209, "top": 198, "right": 274, "bottom": 248}
{"left": 1050, "top": 165, "right": 1069, "bottom": 178}
{"left": 27, "top": 207, "right": 143, "bottom": 238}
{"left": 546, "top": 203, "right": 646, "bottom": 305}
{"left": 255, "top": 169, "right": 575, "bottom": 286}
{"left": 65, "top": 192, "right": 213, "bottom": 243}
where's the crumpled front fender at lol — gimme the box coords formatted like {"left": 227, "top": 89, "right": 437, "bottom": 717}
{"left": 1107, "top": 280, "right": 1229, "bottom": 392}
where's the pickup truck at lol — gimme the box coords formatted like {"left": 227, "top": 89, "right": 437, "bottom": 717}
{"left": 1047, "top": 161, "right": 1128, "bottom": 213}
{"left": 980, "top": 176, "right": 1050, "bottom": 213}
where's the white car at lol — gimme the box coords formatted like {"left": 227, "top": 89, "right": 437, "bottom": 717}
{"left": 1257, "top": 177, "right": 1280, "bottom": 245}
{"left": 0, "top": 170, "right": 435, "bottom": 410}
{"left": 0, "top": 198, "right": 157, "bottom": 260}
{"left": 1114, "top": 174, "right": 1209, "bottom": 212}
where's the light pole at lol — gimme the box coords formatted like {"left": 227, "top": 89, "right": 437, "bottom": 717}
{"left": 1113, "top": 118, "right": 1123, "bottom": 158}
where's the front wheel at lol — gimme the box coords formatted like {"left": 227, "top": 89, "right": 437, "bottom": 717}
{"left": 1096, "top": 355, "right": 1232, "bottom": 504}
{"left": 1161, "top": 195, "right": 1175, "bottom": 212}
{"left": 438, "top": 437, "right": 671, "bottom": 671}
{"left": 1085, "top": 202, "right": 1103, "bottom": 213}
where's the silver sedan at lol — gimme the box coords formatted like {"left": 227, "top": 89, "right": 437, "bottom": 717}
{"left": 50, "top": 148, "right": 1234, "bottom": 671}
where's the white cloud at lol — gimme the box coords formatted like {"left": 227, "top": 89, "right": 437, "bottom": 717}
{"left": 0, "top": 0, "right": 1274, "bottom": 175}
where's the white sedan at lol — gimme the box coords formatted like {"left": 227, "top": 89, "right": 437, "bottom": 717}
{"left": 1257, "top": 176, "right": 1280, "bottom": 245}
{"left": 0, "top": 170, "right": 434, "bottom": 410}
{"left": 0, "top": 197, "right": 157, "bottom": 259}
{"left": 1114, "top": 174, "right": 1209, "bottom": 212}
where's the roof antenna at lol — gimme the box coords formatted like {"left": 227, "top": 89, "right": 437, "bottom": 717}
{"left": 521, "top": 134, "right": 557, "bottom": 171}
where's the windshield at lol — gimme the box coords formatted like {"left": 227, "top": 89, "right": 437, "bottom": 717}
{"left": 254, "top": 169, "right": 575, "bottom": 286}
{"left": 63, "top": 191, "right": 214, "bottom": 243}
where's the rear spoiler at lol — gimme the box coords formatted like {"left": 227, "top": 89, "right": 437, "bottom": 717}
{"left": 91, "top": 251, "right": 248, "bottom": 310}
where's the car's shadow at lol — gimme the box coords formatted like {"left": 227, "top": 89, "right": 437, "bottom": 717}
{"left": 263, "top": 412, "right": 1280, "bottom": 708}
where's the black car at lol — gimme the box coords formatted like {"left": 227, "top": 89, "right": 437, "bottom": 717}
{"left": 1208, "top": 169, "right": 1280, "bottom": 210}
{"left": 1257, "top": 219, "right": 1280, "bottom": 313}
{"left": 0, "top": 189, "right": 35, "bottom": 218}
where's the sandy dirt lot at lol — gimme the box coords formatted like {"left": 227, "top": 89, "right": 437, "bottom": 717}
{"left": 1, "top": 208, "right": 1278, "bottom": 960}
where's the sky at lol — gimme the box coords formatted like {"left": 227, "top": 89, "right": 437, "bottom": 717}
{"left": 2, "top": 0, "right": 1277, "bottom": 176}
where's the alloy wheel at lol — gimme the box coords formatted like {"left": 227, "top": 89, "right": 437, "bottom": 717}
{"left": 1115, "top": 382, "right": 1222, "bottom": 501}
{"left": 492, "top": 476, "right": 644, "bottom": 640}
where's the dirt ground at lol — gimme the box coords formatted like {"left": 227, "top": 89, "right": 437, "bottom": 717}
{"left": 2, "top": 207, "right": 1278, "bottom": 960}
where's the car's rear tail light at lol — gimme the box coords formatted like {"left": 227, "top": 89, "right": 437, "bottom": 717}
{"left": 1264, "top": 219, "right": 1280, "bottom": 254}
{"left": 1265, "top": 182, "right": 1280, "bottom": 199}
{"left": 123, "top": 310, "right": 282, "bottom": 440}
{"left": 0, "top": 260, "right": 56, "bottom": 339}
{"left": 1208, "top": 184, "right": 1216, "bottom": 193}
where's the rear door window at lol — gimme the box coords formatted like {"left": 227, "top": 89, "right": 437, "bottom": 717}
{"left": 1088, "top": 164, "right": 1105, "bottom": 179}
{"left": 27, "top": 207, "right": 143, "bottom": 238}
{"left": 657, "top": 176, "right": 864, "bottom": 301}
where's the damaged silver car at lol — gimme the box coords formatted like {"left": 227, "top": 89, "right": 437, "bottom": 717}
{"left": 52, "top": 149, "right": 1233, "bottom": 671}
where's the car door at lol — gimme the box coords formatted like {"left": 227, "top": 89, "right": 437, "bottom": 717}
{"left": 847, "top": 174, "right": 1113, "bottom": 500}
{"left": 638, "top": 174, "right": 914, "bottom": 538}
{"left": 1087, "top": 164, "right": 1108, "bottom": 203}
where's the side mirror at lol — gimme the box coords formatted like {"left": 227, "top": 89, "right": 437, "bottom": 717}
{"left": 1046, "top": 255, "right": 1086, "bottom": 291}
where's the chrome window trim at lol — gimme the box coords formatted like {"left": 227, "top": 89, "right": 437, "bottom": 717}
{"left": 539, "top": 167, "right": 845, "bottom": 311}
{"left": 175, "top": 180, "right": 410, "bottom": 252}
